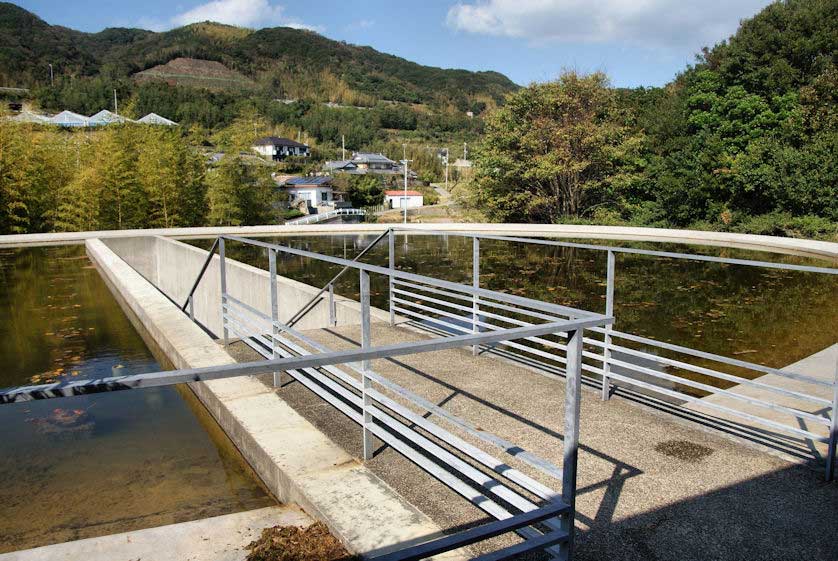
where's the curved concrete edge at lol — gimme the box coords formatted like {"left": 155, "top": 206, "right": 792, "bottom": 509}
{"left": 84, "top": 238, "right": 465, "bottom": 560}
{"left": 2, "top": 222, "right": 835, "bottom": 260}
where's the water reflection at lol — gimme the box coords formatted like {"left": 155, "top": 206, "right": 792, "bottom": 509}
{"left": 0, "top": 246, "right": 272, "bottom": 553}
{"left": 194, "top": 234, "right": 837, "bottom": 391}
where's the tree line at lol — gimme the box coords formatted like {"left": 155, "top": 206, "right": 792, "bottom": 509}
{"left": 0, "top": 121, "right": 276, "bottom": 234}
{"left": 463, "top": 0, "right": 837, "bottom": 239}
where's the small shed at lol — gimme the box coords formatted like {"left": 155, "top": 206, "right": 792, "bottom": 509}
{"left": 385, "top": 190, "right": 424, "bottom": 209}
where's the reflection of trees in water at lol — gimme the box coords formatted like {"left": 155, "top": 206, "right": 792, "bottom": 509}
{"left": 189, "top": 234, "right": 837, "bottom": 373}
{"left": 0, "top": 246, "right": 150, "bottom": 387}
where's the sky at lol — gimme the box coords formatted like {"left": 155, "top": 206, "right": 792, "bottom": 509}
{"left": 15, "top": 0, "right": 773, "bottom": 87}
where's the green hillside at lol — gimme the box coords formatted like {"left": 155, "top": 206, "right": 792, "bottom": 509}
{"left": 0, "top": 2, "right": 517, "bottom": 107}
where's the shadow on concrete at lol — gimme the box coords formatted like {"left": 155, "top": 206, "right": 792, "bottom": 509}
{"left": 323, "top": 329, "right": 644, "bottom": 526}
{"left": 575, "top": 462, "right": 838, "bottom": 561}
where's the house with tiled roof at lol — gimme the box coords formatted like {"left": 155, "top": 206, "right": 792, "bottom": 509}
{"left": 274, "top": 175, "right": 348, "bottom": 211}
{"left": 252, "top": 136, "right": 310, "bottom": 161}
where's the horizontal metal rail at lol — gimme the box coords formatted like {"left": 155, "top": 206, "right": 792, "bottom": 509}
{"left": 387, "top": 227, "right": 836, "bottom": 481}
{"left": 390, "top": 227, "right": 838, "bottom": 275}
{"left": 369, "top": 502, "right": 569, "bottom": 561}
{"left": 259, "top": 322, "right": 575, "bottom": 556}
{"left": 592, "top": 327, "right": 833, "bottom": 388}
{"left": 394, "top": 297, "right": 832, "bottom": 443}
{"left": 286, "top": 228, "right": 391, "bottom": 328}
{"left": 221, "top": 235, "right": 597, "bottom": 320}
{"left": 0, "top": 318, "right": 608, "bottom": 403}
{"left": 285, "top": 207, "right": 366, "bottom": 225}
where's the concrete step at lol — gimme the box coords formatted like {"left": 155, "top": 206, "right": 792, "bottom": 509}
{"left": 0, "top": 506, "right": 312, "bottom": 561}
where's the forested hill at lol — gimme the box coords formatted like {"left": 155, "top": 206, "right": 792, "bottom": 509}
{"left": 469, "top": 0, "right": 837, "bottom": 238}
{"left": 0, "top": 2, "right": 517, "bottom": 107}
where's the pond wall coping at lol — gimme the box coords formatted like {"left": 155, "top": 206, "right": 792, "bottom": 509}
{"left": 1, "top": 223, "right": 835, "bottom": 260}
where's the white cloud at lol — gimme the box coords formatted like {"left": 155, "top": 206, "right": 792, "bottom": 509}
{"left": 168, "top": 0, "right": 320, "bottom": 31}
{"left": 446, "top": 0, "right": 770, "bottom": 49}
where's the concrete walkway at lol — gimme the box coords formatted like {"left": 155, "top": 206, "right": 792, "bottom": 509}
{"left": 0, "top": 506, "right": 311, "bottom": 561}
{"left": 229, "top": 323, "right": 838, "bottom": 561}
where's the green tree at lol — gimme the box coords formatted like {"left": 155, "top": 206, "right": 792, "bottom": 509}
{"left": 207, "top": 155, "right": 275, "bottom": 226}
{"left": 472, "top": 72, "right": 641, "bottom": 222}
{"left": 342, "top": 174, "right": 384, "bottom": 207}
{"left": 97, "top": 126, "right": 148, "bottom": 229}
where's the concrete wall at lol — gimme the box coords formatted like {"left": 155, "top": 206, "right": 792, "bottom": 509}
{"left": 103, "top": 235, "right": 387, "bottom": 338}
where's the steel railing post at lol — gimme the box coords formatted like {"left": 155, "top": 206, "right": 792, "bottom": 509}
{"left": 219, "top": 237, "right": 228, "bottom": 346}
{"left": 559, "top": 328, "right": 583, "bottom": 560}
{"left": 328, "top": 283, "right": 336, "bottom": 326}
{"left": 269, "top": 248, "right": 282, "bottom": 388}
{"left": 472, "top": 236, "right": 480, "bottom": 356}
{"left": 360, "top": 269, "right": 374, "bottom": 460}
{"left": 826, "top": 356, "right": 838, "bottom": 482}
{"left": 601, "top": 250, "right": 616, "bottom": 401}
{"left": 389, "top": 228, "right": 395, "bottom": 326}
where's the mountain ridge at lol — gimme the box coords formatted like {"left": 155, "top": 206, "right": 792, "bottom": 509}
{"left": 0, "top": 2, "right": 518, "bottom": 107}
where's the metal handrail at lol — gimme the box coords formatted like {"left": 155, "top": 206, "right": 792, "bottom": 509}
{"left": 286, "top": 207, "right": 366, "bottom": 225}
{"left": 220, "top": 235, "right": 598, "bottom": 319}
{"left": 387, "top": 226, "right": 837, "bottom": 481}
{"left": 0, "top": 317, "right": 607, "bottom": 402}
{"left": 181, "top": 237, "right": 220, "bottom": 311}
{"left": 285, "top": 228, "right": 392, "bottom": 327}
{"left": 391, "top": 227, "right": 838, "bottom": 275}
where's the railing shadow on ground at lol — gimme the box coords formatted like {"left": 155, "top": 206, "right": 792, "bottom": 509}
{"left": 319, "top": 328, "right": 644, "bottom": 525}
{"left": 309, "top": 329, "right": 837, "bottom": 561}
{"left": 575, "top": 461, "right": 838, "bottom": 561}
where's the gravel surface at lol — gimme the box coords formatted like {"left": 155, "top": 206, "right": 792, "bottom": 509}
{"left": 227, "top": 323, "right": 838, "bottom": 561}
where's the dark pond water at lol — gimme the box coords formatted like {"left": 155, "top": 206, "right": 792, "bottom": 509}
{"left": 0, "top": 246, "right": 273, "bottom": 553}
{"left": 192, "top": 234, "right": 837, "bottom": 395}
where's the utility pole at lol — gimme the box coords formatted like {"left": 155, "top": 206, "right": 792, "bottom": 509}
{"left": 113, "top": 89, "right": 118, "bottom": 115}
{"left": 400, "top": 157, "right": 413, "bottom": 224}
{"left": 48, "top": 64, "right": 53, "bottom": 86}
{"left": 464, "top": 142, "right": 468, "bottom": 160}
{"left": 443, "top": 148, "right": 449, "bottom": 190}
{"left": 341, "top": 135, "right": 345, "bottom": 160}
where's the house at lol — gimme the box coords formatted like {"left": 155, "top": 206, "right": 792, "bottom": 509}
{"left": 351, "top": 152, "right": 398, "bottom": 172}
{"left": 276, "top": 176, "right": 347, "bottom": 209}
{"left": 385, "top": 190, "right": 424, "bottom": 209}
{"left": 323, "top": 152, "right": 418, "bottom": 181}
{"left": 252, "top": 136, "right": 310, "bottom": 161}
{"left": 323, "top": 160, "right": 359, "bottom": 173}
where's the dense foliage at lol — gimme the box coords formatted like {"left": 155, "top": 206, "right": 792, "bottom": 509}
{"left": 468, "top": 0, "right": 837, "bottom": 238}
{"left": 0, "top": 121, "right": 285, "bottom": 233}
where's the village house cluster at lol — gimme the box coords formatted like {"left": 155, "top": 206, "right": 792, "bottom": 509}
{"left": 251, "top": 136, "right": 425, "bottom": 218}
